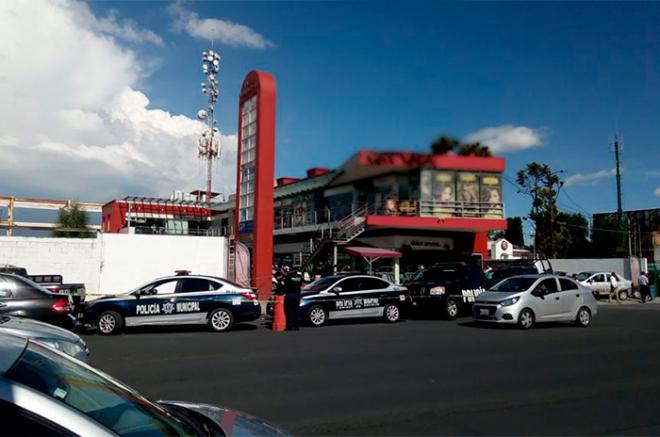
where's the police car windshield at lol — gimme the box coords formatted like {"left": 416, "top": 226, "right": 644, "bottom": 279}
{"left": 490, "top": 277, "right": 537, "bottom": 293}
{"left": 303, "top": 276, "right": 344, "bottom": 291}
{"left": 6, "top": 341, "right": 200, "bottom": 436}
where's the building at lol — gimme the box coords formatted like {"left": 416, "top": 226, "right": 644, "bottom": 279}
{"left": 102, "top": 193, "right": 222, "bottom": 236}
{"left": 213, "top": 149, "right": 507, "bottom": 277}
{"left": 488, "top": 238, "right": 532, "bottom": 260}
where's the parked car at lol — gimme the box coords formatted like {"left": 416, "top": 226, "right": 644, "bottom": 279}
{"left": 473, "top": 275, "right": 598, "bottom": 329}
{"left": 576, "top": 271, "right": 632, "bottom": 300}
{"left": 0, "top": 264, "right": 86, "bottom": 316}
{"left": 81, "top": 273, "right": 261, "bottom": 334}
{"left": 0, "top": 315, "right": 89, "bottom": 363}
{"left": 0, "top": 333, "right": 289, "bottom": 436}
{"left": 291, "top": 275, "right": 409, "bottom": 327}
{"left": 0, "top": 273, "right": 75, "bottom": 329}
{"left": 404, "top": 263, "right": 487, "bottom": 319}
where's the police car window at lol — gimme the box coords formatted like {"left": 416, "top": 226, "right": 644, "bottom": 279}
{"left": 337, "top": 278, "right": 360, "bottom": 292}
{"left": 559, "top": 278, "right": 578, "bottom": 291}
{"left": 179, "top": 278, "right": 216, "bottom": 293}
{"left": 150, "top": 280, "right": 178, "bottom": 295}
{"left": 360, "top": 278, "right": 388, "bottom": 290}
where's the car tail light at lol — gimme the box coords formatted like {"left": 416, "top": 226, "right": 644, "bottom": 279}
{"left": 240, "top": 292, "right": 257, "bottom": 302}
{"left": 51, "top": 298, "right": 69, "bottom": 314}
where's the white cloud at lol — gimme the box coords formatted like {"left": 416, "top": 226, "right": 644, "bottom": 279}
{"left": 564, "top": 169, "right": 617, "bottom": 187}
{"left": 464, "top": 125, "right": 543, "bottom": 153}
{"left": 0, "top": 0, "right": 236, "bottom": 201}
{"left": 67, "top": 1, "right": 164, "bottom": 45}
{"left": 168, "top": 1, "right": 273, "bottom": 49}
{"left": 654, "top": 187, "right": 660, "bottom": 199}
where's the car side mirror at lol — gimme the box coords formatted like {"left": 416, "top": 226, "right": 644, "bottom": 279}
{"left": 333, "top": 287, "right": 342, "bottom": 293}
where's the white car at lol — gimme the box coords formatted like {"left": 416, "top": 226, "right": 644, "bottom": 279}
{"left": 576, "top": 271, "right": 632, "bottom": 300}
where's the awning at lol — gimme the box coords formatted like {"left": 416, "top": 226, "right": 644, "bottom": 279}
{"left": 344, "top": 247, "right": 402, "bottom": 259}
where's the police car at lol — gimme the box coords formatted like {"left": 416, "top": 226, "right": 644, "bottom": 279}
{"left": 298, "top": 275, "right": 409, "bottom": 327}
{"left": 81, "top": 273, "right": 261, "bottom": 334}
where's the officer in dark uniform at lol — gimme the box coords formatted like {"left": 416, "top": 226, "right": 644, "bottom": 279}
{"left": 281, "top": 266, "right": 303, "bottom": 331}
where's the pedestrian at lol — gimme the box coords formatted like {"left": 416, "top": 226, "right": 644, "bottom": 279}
{"left": 571, "top": 273, "right": 578, "bottom": 281}
{"left": 281, "top": 266, "right": 303, "bottom": 331}
{"left": 609, "top": 272, "right": 620, "bottom": 304}
{"left": 639, "top": 272, "right": 650, "bottom": 304}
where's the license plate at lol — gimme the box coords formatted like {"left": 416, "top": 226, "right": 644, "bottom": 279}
{"left": 479, "top": 309, "right": 489, "bottom": 315}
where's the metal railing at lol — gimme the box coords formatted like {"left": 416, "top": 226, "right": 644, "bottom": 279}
{"left": 132, "top": 226, "right": 226, "bottom": 237}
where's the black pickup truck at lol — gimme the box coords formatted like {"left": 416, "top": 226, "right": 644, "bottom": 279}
{"left": 0, "top": 265, "right": 86, "bottom": 316}
{"left": 404, "top": 263, "right": 488, "bottom": 319}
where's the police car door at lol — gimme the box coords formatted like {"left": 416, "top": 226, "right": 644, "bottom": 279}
{"left": 131, "top": 279, "right": 180, "bottom": 326}
{"left": 174, "top": 278, "right": 218, "bottom": 324}
{"left": 357, "top": 277, "right": 391, "bottom": 317}
{"left": 328, "top": 277, "right": 362, "bottom": 320}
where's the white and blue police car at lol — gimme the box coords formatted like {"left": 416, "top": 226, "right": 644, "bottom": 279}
{"left": 81, "top": 272, "right": 261, "bottom": 334}
{"left": 298, "top": 275, "right": 410, "bottom": 327}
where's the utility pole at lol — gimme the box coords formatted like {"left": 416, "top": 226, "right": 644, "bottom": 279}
{"left": 613, "top": 135, "right": 623, "bottom": 224}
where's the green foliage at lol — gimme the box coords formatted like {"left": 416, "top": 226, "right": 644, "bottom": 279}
{"left": 489, "top": 230, "right": 506, "bottom": 241}
{"left": 516, "top": 162, "right": 564, "bottom": 257}
{"left": 52, "top": 203, "right": 94, "bottom": 238}
{"left": 556, "top": 212, "right": 592, "bottom": 258}
{"left": 504, "top": 217, "right": 525, "bottom": 247}
{"left": 430, "top": 135, "right": 492, "bottom": 157}
{"left": 591, "top": 214, "right": 625, "bottom": 258}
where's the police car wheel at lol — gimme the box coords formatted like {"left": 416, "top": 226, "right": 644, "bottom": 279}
{"left": 98, "top": 311, "right": 123, "bottom": 335}
{"left": 307, "top": 306, "right": 326, "bottom": 327}
{"left": 209, "top": 308, "right": 233, "bottom": 332}
{"left": 383, "top": 304, "right": 400, "bottom": 323}
{"left": 444, "top": 298, "right": 459, "bottom": 320}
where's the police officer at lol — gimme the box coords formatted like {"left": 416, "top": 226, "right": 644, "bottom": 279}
{"left": 281, "top": 266, "right": 303, "bottom": 331}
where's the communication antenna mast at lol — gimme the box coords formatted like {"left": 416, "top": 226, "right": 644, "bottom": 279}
{"left": 197, "top": 49, "right": 221, "bottom": 203}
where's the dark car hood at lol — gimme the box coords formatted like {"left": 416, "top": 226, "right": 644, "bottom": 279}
{"left": 159, "top": 401, "right": 289, "bottom": 437}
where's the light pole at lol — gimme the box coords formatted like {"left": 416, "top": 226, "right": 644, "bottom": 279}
{"left": 197, "top": 49, "right": 221, "bottom": 203}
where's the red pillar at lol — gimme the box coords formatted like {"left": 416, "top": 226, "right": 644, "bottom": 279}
{"left": 473, "top": 232, "right": 489, "bottom": 267}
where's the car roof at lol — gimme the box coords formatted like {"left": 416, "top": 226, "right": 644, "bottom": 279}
{"left": 0, "top": 332, "right": 28, "bottom": 374}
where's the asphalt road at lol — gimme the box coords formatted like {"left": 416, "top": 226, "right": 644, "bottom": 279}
{"left": 83, "top": 305, "right": 660, "bottom": 436}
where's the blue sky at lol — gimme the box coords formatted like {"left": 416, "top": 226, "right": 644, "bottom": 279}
{"left": 2, "top": 1, "right": 659, "bottom": 233}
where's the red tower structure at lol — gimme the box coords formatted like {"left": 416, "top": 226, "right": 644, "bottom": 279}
{"left": 234, "top": 71, "right": 276, "bottom": 300}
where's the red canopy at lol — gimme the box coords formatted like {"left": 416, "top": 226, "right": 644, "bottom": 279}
{"left": 344, "top": 246, "right": 402, "bottom": 259}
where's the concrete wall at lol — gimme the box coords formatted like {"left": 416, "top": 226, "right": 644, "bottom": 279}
{"left": 98, "top": 234, "right": 226, "bottom": 294}
{"left": 550, "top": 258, "right": 632, "bottom": 279}
{"left": 0, "top": 236, "right": 101, "bottom": 293}
{"left": 0, "top": 234, "right": 226, "bottom": 295}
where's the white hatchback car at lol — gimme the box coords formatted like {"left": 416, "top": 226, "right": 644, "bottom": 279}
{"left": 473, "top": 275, "right": 598, "bottom": 329}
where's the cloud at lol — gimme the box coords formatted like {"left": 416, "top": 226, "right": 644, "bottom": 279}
{"left": 464, "top": 125, "right": 543, "bottom": 153}
{"left": 0, "top": 0, "right": 236, "bottom": 202}
{"left": 67, "top": 0, "right": 164, "bottom": 45}
{"left": 168, "top": 1, "right": 273, "bottom": 49}
{"left": 655, "top": 187, "right": 660, "bottom": 199}
{"left": 564, "top": 169, "right": 617, "bottom": 187}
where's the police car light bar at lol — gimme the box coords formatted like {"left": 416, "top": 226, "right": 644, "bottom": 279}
{"left": 174, "top": 270, "right": 191, "bottom": 276}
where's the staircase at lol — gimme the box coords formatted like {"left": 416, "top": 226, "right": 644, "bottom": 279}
{"left": 300, "top": 204, "right": 370, "bottom": 271}
{"left": 227, "top": 238, "right": 236, "bottom": 281}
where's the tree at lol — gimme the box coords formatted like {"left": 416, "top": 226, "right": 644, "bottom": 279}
{"left": 430, "top": 135, "right": 492, "bottom": 157}
{"left": 504, "top": 217, "right": 525, "bottom": 247}
{"left": 516, "top": 162, "right": 564, "bottom": 257}
{"left": 489, "top": 230, "right": 505, "bottom": 241}
{"left": 591, "top": 214, "right": 625, "bottom": 258}
{"left": 52, "top": 203, "right": 94, "bottom": 238}
{"left": 556, "top": 212, "right": 592, "bottom": 258}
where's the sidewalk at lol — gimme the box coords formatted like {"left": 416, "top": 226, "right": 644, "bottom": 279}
{"left": 598, "top": 297, "right": 660, "bottom": 307}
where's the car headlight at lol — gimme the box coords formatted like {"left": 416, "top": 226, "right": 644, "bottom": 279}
{"left": 499, "top": 296, "right": 520, "bottom": 307}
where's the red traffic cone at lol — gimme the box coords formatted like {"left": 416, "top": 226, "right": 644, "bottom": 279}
{"left": 272, "top": 295, "right": 286, "bottom": 332}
